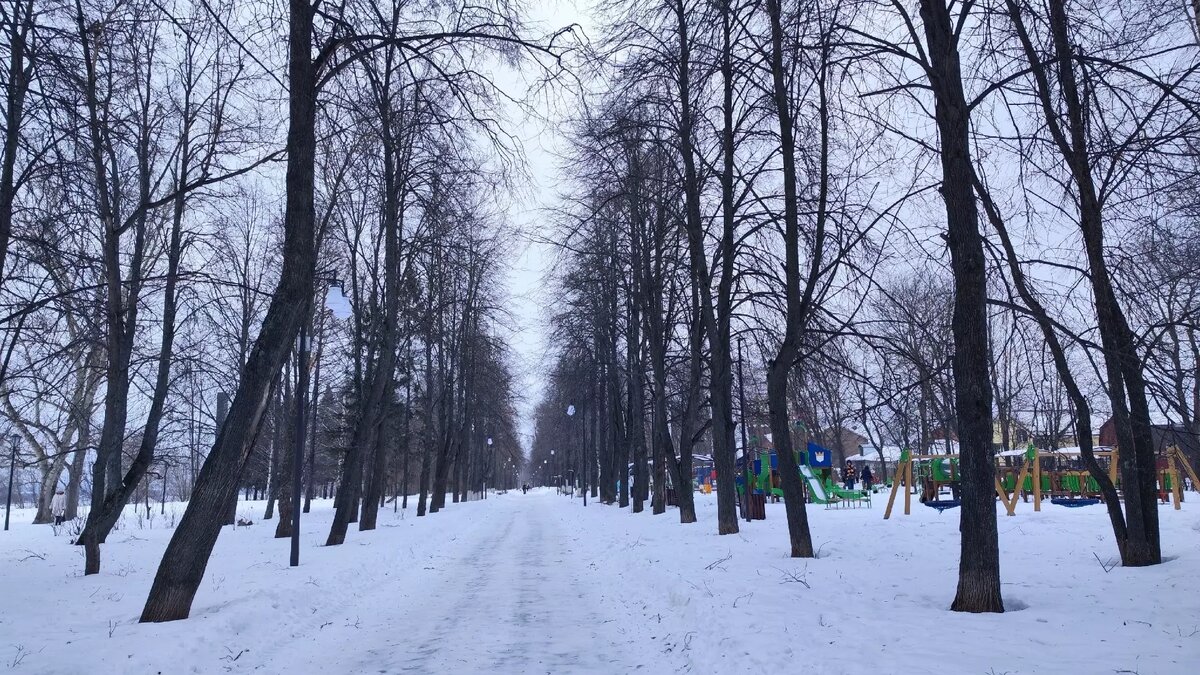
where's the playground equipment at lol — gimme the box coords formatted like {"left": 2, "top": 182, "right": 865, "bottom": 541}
{"left": 884, "top": 449, "right": 964, "bottom": 519}
{"left": 1050, "top": 497, "right": 1100, "bottom": 508}
{"left": 923, "top": 498, "right": 961, "bottom": 513}
{"left": 736, "top": 441, "right": 871, "bottom": 509}
{"left": 998, "top": 444, "right": 1199, "bottom": 512}
{"left": 801, "top": 463, "right": 872, "bottom": 508}
{"left": 884, "top": 443, "right": 1200, "bottom": 519}
{"left": 1162, "top": 446, "right": 1198, "bottom": 510}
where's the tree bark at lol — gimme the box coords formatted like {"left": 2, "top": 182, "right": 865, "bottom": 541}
{"left": 763, "top": 0, "right": 815, "bottom": 559}
{"left": 918, "top": 0, "right": 1003, "bottom": 612}
{"left": 264, "top": 379, "right": 285, "bottom": 521}
{"left": 671, "top": 0, "right": 737, "bottom": 535}
{"left": 140, "top": 0, "right": 318, "bottom": 622}
{"left": 1005, "top": 0, "right": 1160, "bottom": 567}
{"left": 274, "top": 366, "right": 295, "bottom": 539}
{"left": 0, "top": 0, "right": 34, "bottom": 279}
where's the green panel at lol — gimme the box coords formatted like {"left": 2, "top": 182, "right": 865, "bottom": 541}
{"left": 932, "top": 458, "right": 958, "bottom": 481}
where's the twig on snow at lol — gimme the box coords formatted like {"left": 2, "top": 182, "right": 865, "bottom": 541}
{"left": 774, "top": 565, "right": 811, "bottom": 588}
{"left": 19, "top": 549, "right": 46, "bottom": 562}
{"left": 705, "top": 551, "right": 733, "bottom": 571}
{"left": 1093, "top": 552, "right": 1118, "bottom": 573}
{"left": 9, "top": 645, "right": 30, "bottom": 668}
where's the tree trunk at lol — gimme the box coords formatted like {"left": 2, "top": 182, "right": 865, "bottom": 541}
{"left": 918, "top": 0, "right": 1003, "bottom": 612}
{"left": 140, "top": 0, "right": 318, "bottom": 623}
{"left": 274, "top": 365, "right": 296, "bottom": 539}
{"left": 33, "top": 459, "right": 65, "bottom": 525}
{"left": 0, "top": 0, "right": 34, "bottom": 277}
{"left": 624, "top": 142, "right": 648, "bottom": 514}
{"left": 671, "top": 0, "right": 736, "bottom": 535}
{"left": 976, "top": 173, "right": 1129, "bottom": 557}
{"left": 264, "top": 379, "right": 285, "bottom": 521}
{"left": 65, "top": 446, "right": 85, "bottom": 520}
{"left": 762, "top": 0, "right": 816, "bottom": 560}
{"left": 1005, "top": 0, "right": 1160, "bottom": 566}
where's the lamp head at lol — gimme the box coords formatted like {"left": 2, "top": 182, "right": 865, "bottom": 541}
{"left": 324, "top": 281, "right": 353, "bottom": 320}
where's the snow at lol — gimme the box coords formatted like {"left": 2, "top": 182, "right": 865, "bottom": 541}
{"left": 1, "top": 491, "right": 1198, "bottom": 673}
{"left": 848, "top": 444, "right": 905, "bottom": 462}
{"left": 995, "top": 446, "right": 1117, "bottom": 458}
{"left": 1040, "top": 446, "right": 1115, "bottom": 456}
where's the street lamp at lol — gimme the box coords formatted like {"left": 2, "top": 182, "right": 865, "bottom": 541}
{"left": 567, "top": 404, "right": 586, "bottom": 507}
{"left": 4, "top": 433, "right": 18, "bottom": 531}
{"left": 291, "top": 278, "right": 352, "bottom": 567}
{"left": 486, "top": 437, "right": 493, "bottom": 498}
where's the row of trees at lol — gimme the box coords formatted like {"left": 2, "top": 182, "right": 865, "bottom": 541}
{"left": 529, "top": 0, "right": 1199, "bottom": 614}
{"left": 1, "top": 0, "right": 567, "bottom": 622}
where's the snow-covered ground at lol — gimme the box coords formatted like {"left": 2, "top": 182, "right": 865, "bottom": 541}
{"left": 1, "top": 489, "right": 1197, "bottom": 674}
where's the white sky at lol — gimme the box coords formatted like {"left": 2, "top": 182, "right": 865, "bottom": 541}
{"left": 501, "top": 0, "right": 595, "bottom": 455}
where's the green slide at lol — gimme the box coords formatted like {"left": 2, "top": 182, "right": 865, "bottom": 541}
{"left": 800, "top": 464, "right": 870, "bottom": 507}
{"left": 799, "top": 464, "right": 833, "bottom": 503}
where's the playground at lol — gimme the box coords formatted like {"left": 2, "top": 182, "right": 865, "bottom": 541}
{"left": 722, "top": 436, "right": 1199, "bottom": 521}
{"left": 883, "top": 444, "right": 1199, "bottom": 518}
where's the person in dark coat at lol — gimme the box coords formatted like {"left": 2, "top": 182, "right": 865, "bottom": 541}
{"left": 861, "top": 464, "right": 874, "bottom": 491}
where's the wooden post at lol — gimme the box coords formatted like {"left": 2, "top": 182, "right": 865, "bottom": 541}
{"left": 884, "top": 458, "right": 906, "bottom": 520}
{"left": 995, "top": 476, "right": 1013, "bottom": 516}
{"left": 1016, "top": 453, "right": 1033, "bottom": 515}
{"left": 1108, "top": 446, "right": 1119, "bottom": 485}
{"left": 1033, "top": 452, "right": 1042, "bottom": 512}
{"left": 1169, "top": 446, "right": 1199, "bottom": 491}
{"left": 904, "top": 459, "right": 912, "bottom": 515}
{"left": 1168, "top": 451, "right": 1182, "bottom": 510}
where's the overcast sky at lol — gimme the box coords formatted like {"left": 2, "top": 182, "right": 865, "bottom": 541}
{"left": 501, "top": 0, "right": 595, "bottom": 454}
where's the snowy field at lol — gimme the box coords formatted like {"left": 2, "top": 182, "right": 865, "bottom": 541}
{"left": 1, "top": 490, "right": 1198, "bottom": 674}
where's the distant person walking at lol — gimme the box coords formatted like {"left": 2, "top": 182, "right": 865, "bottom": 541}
{"left": 522, "top": 484, "right": 529, "bottom": 494}
{"left": 50, "top": 489, "right": 67, "bottom": 526}
{"left": 843, "top": 461, "right": 857, "bottom": 490}
{"left": 861, "top": 464, "right": 874, "bottom": 491}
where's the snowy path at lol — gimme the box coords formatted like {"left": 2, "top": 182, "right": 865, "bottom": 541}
{"left": 3, "top": 489, "right": 1199, "bottom": 674}
{"left": 290, "top": 494, "right": 647, "bottom": 673}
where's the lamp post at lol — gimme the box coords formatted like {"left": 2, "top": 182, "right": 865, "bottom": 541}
{"left": 568, "top": 404, "right": 586, "bottom": 507}
{"left": 485, "top": 436, "right": 493, "bottom": 498}
{"left": 737, "top": 337, "right": 753, "bottom": 522}
{"left": 4, "top": 433, "right": 18, "bottom": 531}
{"left": 291, "top": 279, "right": 352, "bottom": 567}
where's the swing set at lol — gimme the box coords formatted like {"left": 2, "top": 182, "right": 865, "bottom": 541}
{"left": 882, "top": 444, "right": 1199, "bottom": 519}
